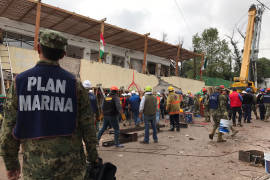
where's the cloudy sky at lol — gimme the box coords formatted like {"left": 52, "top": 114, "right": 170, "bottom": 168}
{"left": 43, "top": 0, "right": 270, "bottom": 58}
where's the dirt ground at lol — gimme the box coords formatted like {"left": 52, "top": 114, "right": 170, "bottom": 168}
{"left": 1, "top": 115, "right": 270, "bottom": 180}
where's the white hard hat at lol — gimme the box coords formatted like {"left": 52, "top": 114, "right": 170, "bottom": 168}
{"left": 131, "top": 90, "right": 136, "bottom": 94}
{"left": 128, "top": 93, "right": 131, "bottom": 96}
{"left": 242, "top": 91, "right": 247, "bottom": 94}
{"left": 157, "top": 92, "right": 160, "bottom": 95}
{"left": 89, "top": 89, "right": 93, "bottom": 93}
{"left": 82, "top": 80, "right": 92, "bottom": 89}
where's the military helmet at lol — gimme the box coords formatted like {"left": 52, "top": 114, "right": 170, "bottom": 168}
{"left": 39, "top": 29, "right": 68, "bottom": 50}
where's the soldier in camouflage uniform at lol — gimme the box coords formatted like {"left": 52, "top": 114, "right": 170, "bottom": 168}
{"left": 220, "top": 89, "right": 238, "bottom": 137}
{"left": 208, "top": 87, "right": 226, "bottom": 142}
{"left": 202, "top": 88, "right": 210, "bottom": 122}
{"left": 251, "top": 91, "right": 259, "bottom": 120}
{"left": 0, "top": 30, "right": 98, "bottom": 180}
{"left": 263, "top": 88, "right": 270, "bottom": 122}
{"left": 193, "top": 93, "right": 200, "bottom": 116}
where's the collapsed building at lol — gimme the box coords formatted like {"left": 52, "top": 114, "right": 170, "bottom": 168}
{"left": 0, "top": 0, "right": 205, "bottom": 94}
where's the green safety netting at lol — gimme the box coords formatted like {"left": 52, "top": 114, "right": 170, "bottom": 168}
{"left": 196, "top": 76, "right": 232, "bottom": 88}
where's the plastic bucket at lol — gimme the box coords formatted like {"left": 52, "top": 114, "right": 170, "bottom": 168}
{"left": 219, "top": 119, "right": 232, "bottom": 133}
{"left": 185, "top": 112, "right": 193, "bottom": 123}
{"left": 265, "top": 152, "right": 270, "bottom": 174}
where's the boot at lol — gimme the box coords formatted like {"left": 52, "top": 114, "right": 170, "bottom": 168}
{"left": 217, "top": 132, "right": 226, "bottom": 143}
{"left": 233, "top": 122, "right": 236, "bottom": 127}
{"left": 209, "top": 134, "right": 214, "bottom": 140}
{"left": 230, "top": 127, "right": 239, "bottom": 137}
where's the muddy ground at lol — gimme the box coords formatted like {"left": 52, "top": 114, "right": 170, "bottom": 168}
{"left": 1, "top": 116, "right": 270, "bottom": 180}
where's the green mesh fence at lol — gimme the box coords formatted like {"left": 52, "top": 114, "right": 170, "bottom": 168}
{"left": 196, "top": 76, "right": 232, "bottom": 88}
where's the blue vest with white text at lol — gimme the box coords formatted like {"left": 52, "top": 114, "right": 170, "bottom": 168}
{"left": 263, "top": 94, "right": 270, "bottom": 103}
{"left": 13, "top": 64, "right": 77, "bottom": 139}
{"left": 209, "top": 92, "right": 219, "bottom": 109}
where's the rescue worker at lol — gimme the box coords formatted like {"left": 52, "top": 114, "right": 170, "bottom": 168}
{"left": 262, "top": 88, "right": 270, "bottom": 122}
{"left": 156, "top": 92, "right": 161, "bottom": 131}
{"left": 194, "top": 93, "right": 200, "bottom": 117}
{"left": 209, "top": 86, "right": 226, "bottom": 142}
{"left": 97, "top": 86, "right": 125, "bottom": 147}
{"left": 0, "top": 29, "right": 98, "bottom": 179}
{"left": 242, "top": 88, "right": 253, "bottom": 123}
{"left": 83, "top": 80, "right": 100, "bottom": 131}
{"left": 257, "top": 89, "right": 266, "bottom": 120}
{"left": 220, "top": 89, "right": 238, "bottom": 137}
{"left": 187, "top": 91, "right": 194, "bottom": 112}
{"left": 129, "top": 90, "right": 141, "bottom": 126}
{"left": 229, "top": 88, "right": 243, "bottom": 126}
{"left": 160, "top": 93, "right": 166, "bottom": 119}
{"left": 166, "top": 86, "right": 181, "bottom": 131}
{"left": 139, "top": 86, "right": 158, "bottom": 144}
{"left": 202, "top": 88, "right": 210, "bottom": 122}
{"left": 125, "top": 93, "right": 131, "bottom": 125}
{"left": 251, "top": 90, "right": 259, "bottom": 120}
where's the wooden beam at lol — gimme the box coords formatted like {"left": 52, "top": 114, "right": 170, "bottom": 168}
{"left": 134, "top": 42, "right": 160, "bottom": 51}
{"left": 0, "top": 0, "right": 16, "bottom": 16}
{"left": 98, "top": 18, "right": 106, "bottom": 63}
{"left": 49, "top": 14, "right": 73, "bottom": 28}
{"left": 104, "top": 31, "right": 125, "bottom": 40}
{"left": 142, "top": 33, "right": 150, "bottom": 74}
{"left": 175, "top": 45, "right": 181, "bottom": 76}
{"left": 114, "top": 37, "right": 143, "bottom": 47}
{"left": 62, "top": 19, "right": 81, "bottom": 32}
{"left": 18, "top": 3, "right": 36, "bottom": 21}
{"left": 75, "top": 23, "right": 100, "bottom": 36}
{"left": 34, "top": 1, "right": 41, "bottom": 50}
{"left": 149, "top": 46, "right": 176, "bottom": 54}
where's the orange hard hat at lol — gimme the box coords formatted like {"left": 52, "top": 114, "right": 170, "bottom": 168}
{"left": 267, "top": 88, "right": 270, "bottom": 91}
{"left": 220, "top": 85, "right": 225, "bottom": 89}
{"left": 110, "top": 86, "right": 119, "bottom": 91}
{"left": 202, "top": 88, "right": 207, "bottom": 92}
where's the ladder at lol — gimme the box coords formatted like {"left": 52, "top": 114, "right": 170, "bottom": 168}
{"left": 0, "top": 41, "right": 13, "bottom": 96}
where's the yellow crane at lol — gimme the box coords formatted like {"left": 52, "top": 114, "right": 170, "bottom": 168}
{"left": 231, "top": 4, "right": 265, "bottom": 92}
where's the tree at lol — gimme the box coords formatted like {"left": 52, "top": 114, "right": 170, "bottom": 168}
{"left": 257, "top": 57, "right": 270, "bottom": 83}
{"left": 192, "top": 28, "right": 232, "bottom": 80}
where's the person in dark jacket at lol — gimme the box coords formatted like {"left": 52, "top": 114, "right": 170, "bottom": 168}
{"left": 257, "top": 88, "right": 266, "bottom": 120}
{"left": 83, "top": 80, "right": 100, "bottom": 130}
{"left": 242, "top": 88, "right": 253, "bottom": 123}
{"left": 129, "top": 91, "right": 141, "bottom": 126}
{"left": 97, "top": 86, "right": 125, "bottom": 147}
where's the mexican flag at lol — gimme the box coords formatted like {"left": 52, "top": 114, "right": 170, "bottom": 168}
{"left": 200, "top": 57, "right": 207, "bottom": 75}
{"left": 99, "top": 33, "right": 105, "bottom": 59}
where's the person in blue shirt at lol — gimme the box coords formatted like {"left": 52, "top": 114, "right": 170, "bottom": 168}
{"left": 83, "top": 80, "right": 100, "bottom": 130}
{"left": 129, "top": 91, "right": 141, "bottom": 126}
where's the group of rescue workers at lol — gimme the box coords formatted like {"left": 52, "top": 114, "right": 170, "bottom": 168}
{"left": 81, "top": 80, "right": 270, "bottom": 145}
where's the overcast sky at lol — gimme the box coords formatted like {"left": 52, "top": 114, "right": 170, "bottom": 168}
{"left": 43, "top": 0, "right": 270, "bottom": 58}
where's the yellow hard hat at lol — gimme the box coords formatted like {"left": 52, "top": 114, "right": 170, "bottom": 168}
{"left": 168, "top": 86, "right": 174, "bottom": 92}
{"left": 188, "top": 91, "right": 191, "bottom": 94}
{"left": 145, "top": 85, "right": 152, "bottom": 92}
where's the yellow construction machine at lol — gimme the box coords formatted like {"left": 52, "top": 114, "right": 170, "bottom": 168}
{"left": 231, "top": 4, "right": 265, "bottom": 92}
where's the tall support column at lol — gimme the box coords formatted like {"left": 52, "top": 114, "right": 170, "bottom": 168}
{"left": 142, "top": 33, "right": 150, "bottom": 74}
{"left": 200, "top": 54, "right": 204, "bottom": 80}
{"left": 175, "top": 45, "right": 181, "bottom": 76}
{"left": 98, "top": 18, "right": 106, "bottom": 63}
{"left": 34, "top": 0, "right": 41, "bottom": 50}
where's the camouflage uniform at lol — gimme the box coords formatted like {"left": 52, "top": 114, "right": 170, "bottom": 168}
{"left": 219, "top": 93, "right": 238, "bottom": 137}
{"left": 0, "top": 30, "right": 98, "bottom": 180}
{"left": 209, "top": 87, "right": 226, "bottom": 142}
{"left": 202, "top": 93, "right": 210, "bottom": 122}
{"left": 194, "top": 95, "right": 200, "bottom": 116}
{"left": 251, "top": 94, "right": 259, "bottom": 119}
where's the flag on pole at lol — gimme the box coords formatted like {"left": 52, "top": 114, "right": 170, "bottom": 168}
{"left": 200, "top": 57, "right": 207, "bottom": 75}
{"left": 99, "top": 33, "right": 105, "bottom": 59}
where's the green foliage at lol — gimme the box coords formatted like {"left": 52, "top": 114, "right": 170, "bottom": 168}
{"left": 257, "top": 57, "right": 270, "bottom": 83}
{"left": 191, "top": 28, "right": 232, "bottom": 80}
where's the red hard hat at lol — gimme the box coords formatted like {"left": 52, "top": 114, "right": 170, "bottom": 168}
{"left": 220, "top": 85, "right": 225, "bottom": 89}
{"left": 267, "top": 88, "right": 270, "bottom": 91}
{"left": 110, "top": 86, "right": 119, "bottom": 91}
{"left": 202, "top": 88, "right": 207, "bottom": 92}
